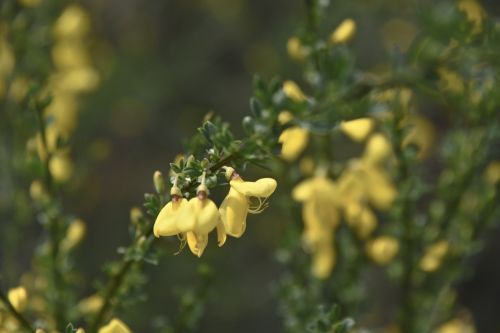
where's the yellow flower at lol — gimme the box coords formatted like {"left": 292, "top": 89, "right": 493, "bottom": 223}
{"left": 484, "top": 161, "right": 500, "bottom": 185}
{"left": 434, "top": 318, "right": 475, "bottom": 333}
{"left": 7, "top": 286, "right": 28, "bottom": 312}
{"left": 366, "top": 236, "right": 399, "bottom": 265}
{"left": 420, "top": 240, "right": 449, "bottom": 272}
{"left": 401, "top": 115, "right": 436, "bottom": 159}
{"left": 61, "top": 218, "right": 86, "bottom": 251}
{"left": 53, "top": 5, "right": 90, "bottom": 39}
{"left": 52, "top": 40, "right": 89, "bottom": 69}
{"left": 219, "top": 167, "right": 277, "bottom": 238}
{"left": 344, "top": 202, "right": 377, "bottom": 239}
{"left": 153, "top": 186, "right": 188, "bottom": 237}
{"left": 29, "top": 180, "right": 46, "bottom": 202}
{"left": 293, "top": 175, "right": 340, "bottom": 278}
{"left": 363, "top": 133, "right": 392, "bottom": 164}
{"left": 312, "top": 241, "right": 335, "bottom": 280}
{"left": 330, "top": 18, "right": 357, "bottom": 44}
{"left": 279, "top": 126, "right": 309, "bottom": 161}
{"left": 98, "top": 318, "right": 132, "bottom": 333}
{"left": 338, "top": 159, "right": 397, "bottom": 211}
{"left": 287, "top": 37, "right": 307, "bottom": 61}
{"left": 458, "top": 0, "right": 485, "bottom": 34}
{"left": 17, "top": 0, "right": 42, "bottom": 7}
{"left": 45, "top": 94, "right": 78, "bottom": 134}
{"left": 339, "top": 118, "right": 375, "bottom": 142}
{"left": 49, "top": 152, "right": 74, "bottom": 183}
{"left": 277, "top": 110, "right": 294, "bottom": 125}
{"left": 77, "top": 294, "right": 103, "bottom": 315}
{"left": 438, "top": 67, "right": 465, "bottom": 94}
{"left": 282, "top": 80, "right": 307, "bottom": 102}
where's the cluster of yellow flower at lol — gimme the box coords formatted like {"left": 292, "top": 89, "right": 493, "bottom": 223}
{"left": 0, "top": 285, "right": 131, "bottom": 333}
{"left": 25, "top": 4, "right": 99, "bottom": 183}
{"left": 276, "top": 77, "right": 449, "bottom": 279}
{"left": 154, "top": 167, "right": 277, "bottom": 257}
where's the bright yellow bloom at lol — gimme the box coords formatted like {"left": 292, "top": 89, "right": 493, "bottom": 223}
{"left": 279, "top": 126, "right": 309, "bottom": 161}
{"left": 98, "top": 318, "right": 132, "bottom": 333}
{"left": 366, "top": 236, "right": 399, "bottom": 265}
{"left": 153, "top": 186, "right": 188, "bottom": 237}
{"left": 339, "top": 118, "right": 375, "bottom": 142}
{"left": 219, "top": 167, "right": 277, "bottom": 238}
{"left": 45, "top": 94, "right": 78, "bottom": 133}
{"left": 330, "top": 18, "right": 356, "bottom": 44}
{"left": 312, "top": 240, "right": 335, "bottom": 279}
{"left": 282, "top": 80, "right": 306, "bottom": 102}
{"left": 485, "top": 161, "right": 500, "bottom": 185}
{"left": 420, "top": 240, "right": 449, "bottom": 272}
{"left": 434, "top": 318, "right": 475, "bottom": 333}
{"left": 277, "top": 110, "right": 294, "bottom": 125}
{"left": 7, "top": 286, "right": 28, "bottom": 312}
{"left": 51, "top": 67, "right": 100, "bottom": 93}
{"left": 53, "top": 5, "right": 90, "bottom": 39}
{"left": 76, "top": 328, "right": 86, "bottom": 333}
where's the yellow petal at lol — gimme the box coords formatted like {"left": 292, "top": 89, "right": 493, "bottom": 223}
{"left": 216, "top": 220, "right": 227, "bottom": 247}
{"left": 344, "top": 203, "right": 377, "bottom": 239}
{"left": 186, "top": 231, "right": 208, "bottom": 258}
{"left": 230, "top": 178, "right": 277, "bottom": 198}
{"left": 8, "top": 287, "right": 28, "bottom": 312}
{"left": 365, "top": 166, "right": 397, "bottom": 211}
{"left": 53, "top": 5, "right": 90, "bottom": 39}
{"left": 312, "top": 245, "right": 335, "bottom": 279}
{"left": 283, "top": 80, "right": 306, "bottom": 102}
{"left": 287, "top": 37, "right": 307, "bottom": 61}
{"left": 177, "top": 198, "right": 219, "bottom": 234}
{"left": 420, "top": 240, "right": 449, "bottom": 272}
{"left": 153, "top": 198, "right": 187, "bottom": 237}
{"left": 340, "top": 118, "right": 374, "bottom": 142}
{"left": 330, "top": 18, "right": 356, "bottom": 44}
{"left": 367, "top": 236, "right": 399, "bottom": 265}
{"left": 98, "top": 318, "right": 132, "bottom": 333}
{"left": 434, "top": 318, "right": 475, "bottom": 333}
{"left": 485, "top": 161, "right": 500, "bottom": 185}
{"left": 364, "top": 133, "right": 392, "bottom": 164}
{"left": 292, "top": 178, "right": 316, "bottom": 202}
{"left": 278, "top": 110, "right": 294, "bottom": 125}
{"left": 219, "top": 187, "right": 248, "bottom": 238}
{"left": 279, "top": 126, "right": 309, "bottom": 161}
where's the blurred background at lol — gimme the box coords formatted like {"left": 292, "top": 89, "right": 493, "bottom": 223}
{"left": 3, "top": 0, "right": 500, "bottom": 331}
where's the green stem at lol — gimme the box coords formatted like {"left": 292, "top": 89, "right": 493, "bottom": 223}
{"left": 0, "top": 287, "right": 35, "bottom": 332}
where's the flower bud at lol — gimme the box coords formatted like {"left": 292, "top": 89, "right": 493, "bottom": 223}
{"left": 330, "top": 18, "right": 356, "bottom": 44}
{"left": 153, "top": 170, "right": 165, "bottom": 194}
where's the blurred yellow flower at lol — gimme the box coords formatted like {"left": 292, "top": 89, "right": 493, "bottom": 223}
{"left": 458, "top": 0, "right": 485, "bottom": 33}
{"left": 364, "top": 133, "right": 392, "bottom": 164}
{"left": 401, "top": 115, "right": 436, "bottom": 160}
{"left": 53, "top": 5, "right": 90, "bottom": 39}
{"left": 7, "top": 286, "right": 28, "bottom": 312}
{"left": 420, "top": 240, "right": 449, "bottom": 272}
{"left": 279, "top": 126, "right": 309, "bottom": 161}
{"left": 438, "top": 67, "right": 465, "bottom": 94}
{"left": 29, "top": 180, "right": 46, "bottom": 202}
{"left": 293, "top": 175, "right": 340, "bottom": 278}
{"left": 49, "top": 153, "right": 74, "bottom": 183}
{"left": 77, "top": 294, "right": 103, "bottom": 315}
{"left": 98, "top": 318, "right": 132, "bottom": 333}
{"left": 366, "top": 236, "right": 399, "bottom": 265}
{"left": 277, "top": 110, "right": 294, "bottom": 125}
{"left": 283, "top": 80, "right": 306, "bottom": 102}
{"left": 344, "top": 202, "right": 377, "bottom": 239}
{"left": 220, "top": 167, "right": 277, "bottom": 238}
{"left": 340, "top": 118, "right": 375, "bottom": 142}
{"left": 434, "top": 318, "right": 475, "bottom": 333}
{"left": 484, "top": 161, "right": 500, "bottom": 185}
{"left": 287, "top": 37, "right": 307, "bottom": 61}
{"left": 61, "top": 218, "right": 86, "bottom": 251}
{"left": 52, "top": 40, "right": 89, "bottom": 69}
{"left": 330, "top": 18, "right": 357, "bottom": 44}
